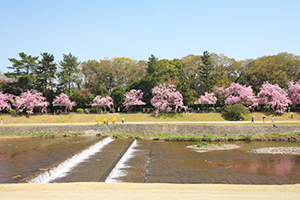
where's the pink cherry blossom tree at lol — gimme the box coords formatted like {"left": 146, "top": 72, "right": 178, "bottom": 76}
{"left": 287, "top": 80, "right": 300, "bottom": 108}
{"left": 197, "top": 92, "right": 217, "bottom": 105}
{"left": 52, "top": 93, "right": 75, "bottom": 112}
{"left": 91, "top": 96, "right": 113, "bottom": 112}
{"left": 252, "top": 81, "right": 291, "bottom": 113}
{"left": 225, "top": 83, "right": 256, "bottom": 106}
{"left": 150, "top": 83, "right": 187, "bottom": 114}
{"left": 213, "top": 86, "right": 225, "bottom": 106}
{"left": 13, "top": 89, "right": 49, "bottom": 114}
{"left": 123, "top": 89, "right": 145, "bottom": 111}
{"left": 0, "top": 92, "right": 14, "bottom": 112}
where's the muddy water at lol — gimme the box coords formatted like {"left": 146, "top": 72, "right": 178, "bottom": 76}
{"left": 1, "top": 138, "right": 300, "bottom": 185}
{"left": 143, "top": 141, "right": 300, "bottom": 184}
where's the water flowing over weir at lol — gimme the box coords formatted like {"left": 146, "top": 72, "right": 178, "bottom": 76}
{"left": 105, "top": 139, "right": 138, "bottom": 183}
{"left": 28, "top": 137, "right": 114, "bottom": 183}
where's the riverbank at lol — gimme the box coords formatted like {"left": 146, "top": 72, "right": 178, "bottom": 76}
{"left": 0, "top": 182, "right": 299, "bottom": 200}
{"left": 0, "top": 112, "right": 299, "bottom": 125}
{"left": 113, "top": 132, "right": 300, "bottom": 142}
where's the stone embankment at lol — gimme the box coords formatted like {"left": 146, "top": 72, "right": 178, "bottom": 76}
{"left": 1, "top": 124, "right": 300, "bottom": 136}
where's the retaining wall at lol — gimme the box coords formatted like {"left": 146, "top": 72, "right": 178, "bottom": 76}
{"left": 1, "top": 124, "right": 300, "bottom": 135}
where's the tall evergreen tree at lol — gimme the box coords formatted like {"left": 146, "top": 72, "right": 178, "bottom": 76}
{"left": 4, "top": 52, "right": 38, "bottom": 95}
{"left": 198, "top": 51, "right": 215, "bottom": 94}
{"left": 57, "top": 53, "right": 81, "bottom": 96}
{"left": 35, "top": 53, "right": 57, "bottom": 100}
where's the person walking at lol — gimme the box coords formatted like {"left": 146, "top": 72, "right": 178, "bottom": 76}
{"left": 291, "top": 112, "right": 293, "bottom": 118}
{"left": 122, "top": 117, "right": 124, "bottom": 123}
{"left": 263, "top": 115, "right": 266, "bottom": 123}
{"left": 251, "top": 116, "right": 255, "bottom": 123}
{"left": 272, "top": 116, "right": 274, "bottom": 123}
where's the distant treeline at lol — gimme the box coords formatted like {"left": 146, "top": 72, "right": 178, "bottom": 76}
{"left": 1, "top": 51, "right": 300, "bottom": 111}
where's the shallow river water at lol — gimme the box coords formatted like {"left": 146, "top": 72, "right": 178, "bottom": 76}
{"left": 1, "top": 137, "right": 300, "bottom": 184}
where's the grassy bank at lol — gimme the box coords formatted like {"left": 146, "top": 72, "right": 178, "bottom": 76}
{"left": 0, "top": 112, "right": 299, "bottom": 125}
{"left": 0, "top": 131, "right": 85, "bottom": 139}
{"left": 113, "top": 132, "right": 300, "bottom": 142}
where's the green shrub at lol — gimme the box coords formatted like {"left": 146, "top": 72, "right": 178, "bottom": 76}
{"left": 222, "top": 104, "right": 248, "bottom": 120}
{"left": 197, "top": 142, "right": 208, "bottom": 147}
{"left": 208, "top": 107, "right": 215, "bottom": 111}
{"left": 90, "top": 107, "right": 97, "bottom": 113}
{"left": 188, "top": 107, "right": 194, "bottom": 112}
{"left": 9, "top": 109, "right": 16, "bottom": 115}
{"left": 57, "top": 109, "right": 62, "bottom": 114}
{"left": 76, "top": 108, "right": 84, "bottom": 113}
{"left": 109, "top": 108, "right": 115, "bottom": 113}
{"left": 263, "top": 105, "right": 270, "bottom": 111}
{"left": 149, "top": 108, "right": 154, "bottom": 113}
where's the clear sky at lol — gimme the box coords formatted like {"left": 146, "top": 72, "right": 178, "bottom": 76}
{"left": 1, "top": 0, "right": 300, "bottom": 73}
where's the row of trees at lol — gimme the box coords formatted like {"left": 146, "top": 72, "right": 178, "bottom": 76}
{"left": 198, "top": 81, "right": 300, "bottom": 113}
{"left": 1, "top": 51, "right": 300, "bottom": 112}
{"left": 1, "top": 79, "right": 300, "bottom": 115}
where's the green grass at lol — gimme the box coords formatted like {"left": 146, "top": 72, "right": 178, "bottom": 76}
{"left": 0, "top": 112, "right": 300, "bottom": 126}
{"left": 0, "top": 131, "right": 84, "bottom": 138}
{"left": 112, "top": 132, "right": 300, "bottom": 142}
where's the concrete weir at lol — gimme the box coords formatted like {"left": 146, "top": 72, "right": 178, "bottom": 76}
{"left": 28, "top": 137, "right": 114, "bottom": 183}
{"left": 51, "top": 139, "right": 136, "bottom": 183}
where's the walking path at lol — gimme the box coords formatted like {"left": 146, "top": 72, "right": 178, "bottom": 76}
{"left": 1, "top": 120, "right": 300, "bottom": 127}
{"left": 0, "top": 182, "right": 299, "bottom": 200}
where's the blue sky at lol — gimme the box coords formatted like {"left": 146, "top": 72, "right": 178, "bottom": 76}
{"left": 1, "top": 0, "right": 300, "bottom": 72}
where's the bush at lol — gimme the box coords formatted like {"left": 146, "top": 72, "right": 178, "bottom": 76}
{"left": 57, "top": 109, "right": 62, "bottom": 114}
{"left": 216, "top": 107, "right": 222, "bottom": 112}
{"left": 222, "top": 103, "right": 248, "bottom": 121}
{"left": 149, "top": 107, "right": 154, "bottom": 113}
{"left": 263, "top": 105, "right": 270, "bottom": 111}
{"left": 208, "top": 107, "right": 215, "bottom": 111}
{"left": 109, "top": 108, "right": 115, "bottom": 113}
{"left": 9, "top": 109, "right": 16, "bottom": 116}
{"left": 84, "top": 108, "right": 89, "bottom": 114}
{"left": 188, "top": 107, "right": 194, "bottom": 112}
{"left": 76, "top": 108, "right": 84, "bottom": 113}
{"left": 90, "top": 107, "right": 97, "bottom": 113}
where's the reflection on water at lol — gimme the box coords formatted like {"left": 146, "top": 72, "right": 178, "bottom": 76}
{"left": 1, "top": 138, "right": 300, "bottom": 185}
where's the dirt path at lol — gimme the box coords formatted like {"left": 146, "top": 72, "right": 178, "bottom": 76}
{"left": 1, "top": 120, "right": 300, "bottom": 127}
{"left": 0, "top": 182, "right": 299, "bottom": 200}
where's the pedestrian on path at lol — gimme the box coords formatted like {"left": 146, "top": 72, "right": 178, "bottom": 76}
{"left": 291, "top": 112, "right": 293, "bottom": 118}
{"left": 122, "top": 117, "right": 124, "bottom": 123}
{"left": 272, "top": 116, "right": 274, "bottom": 123}
{"left": 251, "top": 116, "right": 255, "bottom": 123}
{"left": 263, "top": 115, "right": 266, "bottom": 123}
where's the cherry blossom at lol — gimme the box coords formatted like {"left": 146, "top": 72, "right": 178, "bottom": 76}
{"left": 123, "top": 89, "right": 145, "bottom": 111}
{"left": 225, "top": 83, "right": 256, "bottom": 106}
{"left": 0, "top": 92, "right": 14, "bottom": 112}
{"left": 52, "top": 93, "right": 75, "bottom": 112}
{"left": 252, "top": 81, "right": 291, "bottom": 113}
{"left": 198, "top": 92, "right": 217, "bottom": 105}
{"left": 91, "top": 96, "right": 113, "bottom": 112}
{"left": 150, "top": 83, "right": 187, "bottom": 114}
{"left": 287, "top": 80, "right": 300, "bottom": 108}
{"left": 13, "top": 89, "right": 49, "bottom": 114}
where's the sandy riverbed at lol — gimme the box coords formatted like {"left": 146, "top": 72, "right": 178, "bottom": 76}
{"left": 0, "top": 182, "right": 300, "bottom": 200}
